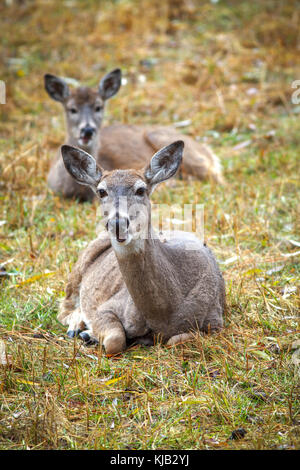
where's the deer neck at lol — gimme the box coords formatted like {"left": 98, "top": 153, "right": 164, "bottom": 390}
{"left": 113, "top": 228, "right": 180, "bottom": 326}
{"left": 66, "top": 134, "right": 100, "bottom": 160}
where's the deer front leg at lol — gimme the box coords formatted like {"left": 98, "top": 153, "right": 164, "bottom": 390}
{"left": 58, "top": 307, "right": 87, "bottom": 337}
{"left": 58, "top": 232, "right": 111, "bottom": 324}
{"left": 57, "top": 275, "right": 82, "bottom": 326}
{"left": 80, "top": 311, "right": 126, "bottom": 355}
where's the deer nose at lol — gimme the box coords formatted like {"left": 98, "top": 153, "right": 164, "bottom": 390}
{"left": 107, "top": 216, "right": 130, "bottom": 242}
{"left": 80, "top": 126, "right": 95, "bottom": 139}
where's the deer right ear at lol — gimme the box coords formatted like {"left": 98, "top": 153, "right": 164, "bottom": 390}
{"left": 44, "top": 74, "right": 70, "bottom": 102}
{"left": 144, "top": 141, "right": 184, "bottom": 188}
{"left": 61, "top": 145, "right": 103, "bottom": 188}
{"left": 99, "top": 69, "right": 122, "bottom": 100}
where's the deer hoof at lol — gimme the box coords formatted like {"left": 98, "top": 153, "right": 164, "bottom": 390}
{"left": 67, "top": 329, "right": 82, "bottom": 338}
{"left": 79, "top": 331, "right": 99, "bottom": 346}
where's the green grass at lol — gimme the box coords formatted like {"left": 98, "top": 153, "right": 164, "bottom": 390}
{"left": 0, "top": 0, "right": 299, "bottom": 450}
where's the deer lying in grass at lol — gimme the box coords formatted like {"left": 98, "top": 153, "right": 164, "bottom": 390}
{"left": 57, "top": 141, "right": 225, "bottom": 354}
{"left": 45, "top": 69, "right": 122, "bottom": 201}
{"left": 45, "top": 70, "right": 223, "bottom": 201}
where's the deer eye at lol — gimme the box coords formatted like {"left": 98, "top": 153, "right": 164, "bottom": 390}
{"left": 95, "top": 105, "right": 103, "bottom": 112}
{"left": 97, "top": 188, "right": 108, "bottom": 198}
{"left": 135, "top": 187, "right": 146, "bottom": 196}
{"left": 69, "top": 107, "right": 78, "bottom": 114}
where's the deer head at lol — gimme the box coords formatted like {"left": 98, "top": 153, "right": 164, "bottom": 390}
{"left": 44, "top": 69, "right": 121, "bottom": 152}
{"left": 61, "top": 141, "right": 184, "bottom": 246}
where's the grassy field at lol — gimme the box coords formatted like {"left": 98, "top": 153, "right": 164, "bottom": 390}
{"left": 0, "top": 0, "right": 299, "bottom": 450}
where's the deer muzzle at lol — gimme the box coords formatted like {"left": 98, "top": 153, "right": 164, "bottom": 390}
{"left": 80, "top": 125, "right": 96, "bottom": 143}
{"left": 107, "top": 215, "right": 130, "bottom": 243}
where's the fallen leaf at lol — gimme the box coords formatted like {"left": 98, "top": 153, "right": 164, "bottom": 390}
{"left": 105, "top": 375, "right": 126, "bottom": 386}
{"left": 15, "top": 378, "right": 38, "bottom": 386}
{"left": 12, "top": 271, "right": 56, "bottom": 287}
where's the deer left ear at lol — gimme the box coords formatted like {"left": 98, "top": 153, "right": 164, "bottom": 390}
{"left": 44, "top": 74, "right": 70, "bottom": 102}
{"left": 61, "top": 145, "right": 103, "bottom": 188}
{"left": 144, "top": 141, "right": 184, "bottom": 187}
{"left": 99, "top": 68, "right": 122, "bottom": 100}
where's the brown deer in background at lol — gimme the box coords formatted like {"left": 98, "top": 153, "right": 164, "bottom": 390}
{"left": 57, "top": 141, "right": 225, "bottom": 354}
{"left": 45, "top": 69, "right": 122, "bottom": 201}
{"left": 45, "top": 69, "right": 223, "bottom": 201}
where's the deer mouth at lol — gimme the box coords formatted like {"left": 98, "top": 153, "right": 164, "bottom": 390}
{"left": 113, "top": 234, "right": 133, "bottom": 247}
{"left": 79, "top": 127, "right": 96, "bottom": 147}
{"left": 116, "top": 237, "right": 127, "bottom": 243}
{"left": 79, "top": 135, "right": 93, "bottom": 146}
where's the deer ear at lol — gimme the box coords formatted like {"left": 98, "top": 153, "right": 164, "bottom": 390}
{"left": 61, "top": 145, "right": 103, "bottom": 188}
{"left": 44, "top": 74, "right": 70, "bottom": 102}
{"left": 144, "top": 141, "right": 184, "bottom": 187}
{"left": 99, "top": 68, "right": 121, "bottom": 100}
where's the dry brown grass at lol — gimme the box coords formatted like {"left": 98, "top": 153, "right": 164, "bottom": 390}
{"left": 0, "top": 0, "right": 299, "bottom": 450}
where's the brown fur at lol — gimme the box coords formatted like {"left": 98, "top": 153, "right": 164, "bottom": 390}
{"left": 68, "top": 87, "right": 99, "bottom": 106}
{"left": 99, "top": 124, "right": 222, "bottom": 182}
{"left": 58, "top": 143, "right": 225, "bottom": 354}
{"left": 46, "top": 75, "right": 223, "bottom": 201}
